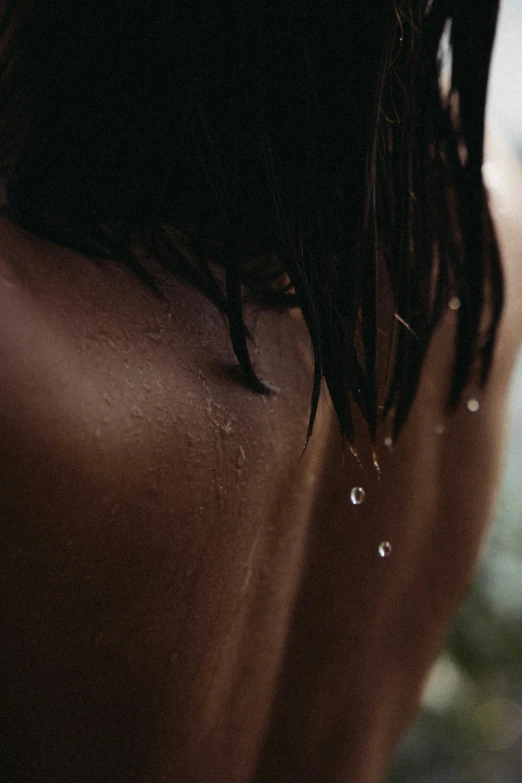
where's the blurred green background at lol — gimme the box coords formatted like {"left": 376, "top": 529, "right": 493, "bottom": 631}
{"left": 390, "top": 3, "right": 522, "bottom": 779}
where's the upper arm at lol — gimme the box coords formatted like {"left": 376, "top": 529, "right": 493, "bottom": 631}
{"left": 484, "top": 127, "right": 522, "bottom": 376}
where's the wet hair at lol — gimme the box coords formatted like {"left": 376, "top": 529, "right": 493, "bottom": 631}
{"left": 0, "top": 0, "right": 502, "bottom": 446}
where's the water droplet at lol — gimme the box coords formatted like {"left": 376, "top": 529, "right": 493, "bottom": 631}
{"left": 467, "top": 398, "right": 480, "bottom": 413}
{"left": 448, "top": 297, "right": 461, "bottom": 311}
{"left": 350, "top": 487, "right": 366, "bottom": 505}
{"left": 384, "top": 436, "right": 393, "bottom": 448}
{"left": 378, "top": 541, "right": 392, "bottom": 558}
{"left": 221, "top": 418, "right": 235, "bottom": 435}
{"left": 236, "top": 446, "right": 246, "bottom": 468}
{"left": 434, "top": 424, "right": 446, "bottom": 435}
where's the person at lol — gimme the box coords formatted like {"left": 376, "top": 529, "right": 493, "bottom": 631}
{"left": 0, "top": 1, "right": 520, "bottom": 781}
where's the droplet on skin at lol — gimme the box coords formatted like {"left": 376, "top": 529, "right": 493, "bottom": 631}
{"left": 350, "top": 487, "right": 366, "bottom": 505}
{"left": 384, "top": 436, "right": 393, "bottom": 448}
{"left": 236, "top": 446, "right": 246, "bottom": 469}
{"left": 221, "top": 419, "right": 234, "bottom": 436}
{"left": 467, "top": 398, "right": 480, "bottom": 413}
{"left": 378, "top": 541, "right": 392, "bottom": 559}
{"left": 434, "top": 424, "right": 446, "bottom": 435}
{"left": 448, "top": 297, "right": 461, "bottom": 311}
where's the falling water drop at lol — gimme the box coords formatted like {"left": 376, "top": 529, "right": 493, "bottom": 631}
{"left": 384, "top": 436, "right": 393, "bottom": 448}
{"left": 448, "top": 297, "right": 461, "bottom": 311}
{"left": 467, "top": 398, "right": 480, "bottom": 413}
{"left": 350, "top": 487, "right": 366, "bottom": 506}
{"left": 378, "top": 541, "right": 392, "bottom": 559}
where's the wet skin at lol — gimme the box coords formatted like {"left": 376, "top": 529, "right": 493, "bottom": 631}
{"left": 0, "top": 131, "right": 521, "bottom": 783}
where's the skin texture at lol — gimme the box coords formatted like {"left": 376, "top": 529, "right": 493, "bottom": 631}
{"left": 0, "top": 129, "right": 521, "bottom": 783}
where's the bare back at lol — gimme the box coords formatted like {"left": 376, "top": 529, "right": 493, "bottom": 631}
{"left": 1, "top": 132, "right": 521, "bottom": 783}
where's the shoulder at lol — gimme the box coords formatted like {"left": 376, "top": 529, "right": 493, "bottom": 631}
{"left": 0, "top": 216, "right": 317, "bottom": 510}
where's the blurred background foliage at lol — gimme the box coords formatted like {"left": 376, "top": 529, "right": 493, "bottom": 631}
{"left": 390, "top": 2, "right": 522, "bottom": 779}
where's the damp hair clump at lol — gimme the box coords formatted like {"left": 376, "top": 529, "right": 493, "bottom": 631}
{"left": 0, "top": 0, "right": 503, "bottom": 445}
